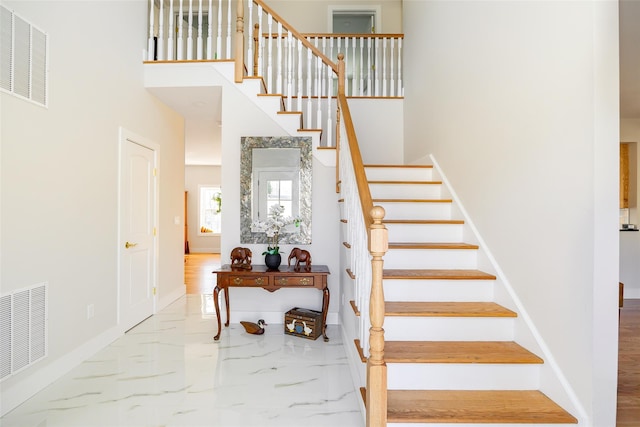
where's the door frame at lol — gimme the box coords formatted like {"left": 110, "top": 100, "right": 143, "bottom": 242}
{"left": 117, "top": 126, "right": 160, "bottom": 330}
{"left": 328, "top": 5, "right": 381, "bottom": 34}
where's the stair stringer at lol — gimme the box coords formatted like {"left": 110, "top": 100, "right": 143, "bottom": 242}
{"left": 143, "top": 61, "right": 334, "bottom": 166}
{"left": 214, "top": 66, "right": 336, "bottom": 167}
{"left": 428, "top": 154, "right": 588, "bottom": 425}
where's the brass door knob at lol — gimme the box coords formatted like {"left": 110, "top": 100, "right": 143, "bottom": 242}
{"left": 125, "top": 241, "right": 138, "bottom": 249}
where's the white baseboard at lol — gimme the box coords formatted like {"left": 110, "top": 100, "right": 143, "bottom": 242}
{"left": 158, "top": 284, "right": 186, "bottom": 311}
{"left": 0, "top": 324, "right": 122, "bottom": 417}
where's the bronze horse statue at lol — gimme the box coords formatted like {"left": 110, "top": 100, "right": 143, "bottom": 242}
{"left": 288, "top": 247, "right": 311, "bottom": 271}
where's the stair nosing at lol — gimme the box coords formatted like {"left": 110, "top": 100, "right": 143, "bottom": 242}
{"left": 385, "top": 301, "right": 517, "bottom": 318}
{"left": 384, "top": 341, "right": 543, "bottom": 364}
{"left": 383, "top": 269, "right": 496, "bottom": 280}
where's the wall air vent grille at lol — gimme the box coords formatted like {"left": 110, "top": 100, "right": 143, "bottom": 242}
{"left": 0, "top": 4, "right": 48, "bottom": 107}
{"left": 0, "top": 283, "right": 48, "bottom": 382}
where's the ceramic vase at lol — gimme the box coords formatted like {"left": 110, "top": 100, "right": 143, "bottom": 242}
{"left": 265, "top": 253, "right": 281, "bottom": 270}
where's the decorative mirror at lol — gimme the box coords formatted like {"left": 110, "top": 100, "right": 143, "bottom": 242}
{"left": 240, "top": 136, "right": 312, "bottom": 244}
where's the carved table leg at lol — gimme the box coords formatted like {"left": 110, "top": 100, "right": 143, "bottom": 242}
{"left": 224, "top": 285, "right": 230, "bottom": 327}
{"left": 322, "top": 286, "right": 330, "bottom": 342}
{"left": 213, "top": 285, "right": 222, "bottom": 341}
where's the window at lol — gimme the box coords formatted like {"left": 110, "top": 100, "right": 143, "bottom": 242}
{"left": 199, "top": 186, "right": 221, "bottom": 235}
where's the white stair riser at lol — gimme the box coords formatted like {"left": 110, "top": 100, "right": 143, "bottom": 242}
{"left": 365, "top": 167, "right": 433, "bottom": 181}
{"left": 274, "top": 113, "right": 302, "bottom": 133}
{"left": 385, "top": 223, "right": 464, "bottom": 243}
{"left": 254, "top": 95, "right": 282, "bottom": 113}
{"left": 387, "top": 363, "right": 540, "bottom": 390}
{"left": 384, "top": 249, "right": 478, "bottom": 269}
{"left": 384, "top": 317, "right": 515, "bottom": 341}
{"left": 370, "top": 183, "right": 442, "bottom": 199}
{"left": 383, "top": 279, "right": 494, "bottom": 302}
{"left": 375, "top": 202, "right": 452, "bottom": 220}
{"left": 237, "top": 78, "right": 264, "bottom": 97}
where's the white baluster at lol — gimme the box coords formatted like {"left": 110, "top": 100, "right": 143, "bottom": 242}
{"left": 247, "top": 0, "right": 253, "bottom": 75}
{"left": 296, "top": 39, "right": 302, "bottom": 114}
{"left": 358, "top": 37, "right": 364, "bottom": 96}
{"left": 157, "top": 0, "right": 164, "bottom": 60}
{"left": 206, "top": 0, "right": 213, "bottom": 59}
{"left": 306, "top": 46, "right": 312, "bottom": 126}
{"left": 322, "top": 37, "right": 327, "bottom": 97}
{"left": 351, "top": 37, "right": 357, "bottom": 96}
{"left": 326, "top": 63, "right": 332, "bottom": 147}
{"left": 366, "top": 37, "right": 372, "bottom": 96}
{"left": 267, "top": 15, "right": 273, "bottom": 93}
{"left": 225, "top": 0, "right": 231, "bottom": 58}
{"left": 382, "top": 37, "right": 387, "bottom": 97}
{"left": 276, "top": 23, "right": 282, "bottom": 94}
{"left": 147, "top": 0, "right": 154, "bottom": 60}
{"left": 315, "top": 56, "right": 321, "bottom": 129}
{"left": 343, "top": 37, "right": 349, "bottom": 96}
{"left": 286, "top": 32, "right": 292, "bottom": 111}
{"left": 167, "top": 0, "right": 174, "bottom": 60}
{"left": 398, "top": 37, "right": 403, "bottom": 96}
{"left": 216, "top": 0, "right": 222, "bottom": 59}
{"left": 177, "top": 0, "right": 184, "bottom": 59}
{"left": 389, "top": 37, "right": 395, "bottom": 97}
{"left": 196, "top": 0, "right": 203, "bottom": 59}
{"left": 187, "top": 0, "right": 193, "bottom": 59}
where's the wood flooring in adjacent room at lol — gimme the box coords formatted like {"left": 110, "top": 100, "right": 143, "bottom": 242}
{"left": 618, "top": 298, "right": 640, "bottom": 427}
{"left": 184, "top": 253, "right": 220, "bottom": 295}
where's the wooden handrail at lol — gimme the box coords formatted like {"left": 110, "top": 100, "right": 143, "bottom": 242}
{"left": 253, "top": 0, "right": 338, "bottom": 74}
{"left": 302, "top": 32, "right": 405, "bottom": 39}
{"left": 337, "top": 92, "right": 374, "bottom": 229}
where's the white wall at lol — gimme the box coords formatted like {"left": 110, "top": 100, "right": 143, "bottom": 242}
{"left": 220, "top": 79, "right": 342, "bottom": 326}
{"left": 185, "top": 165, "right": 222, "bottom": 253}
{"left": 0, "top": 0, "right": 185, "bottom": 415}
{"left": 620, "top": 119, "right": 640, "bottom": 297}
{"left": 265, "top": 0, "right": 402, "bottom": 34}
{"left": 402, "top": 1, "right": 619, "bottom": 425}
{"left": 347, "top": 98, "right": 404, "bottom": 164}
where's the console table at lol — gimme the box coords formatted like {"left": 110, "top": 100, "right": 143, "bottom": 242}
{"left": 212, "top": 264, "right": 330, "bottom": 341}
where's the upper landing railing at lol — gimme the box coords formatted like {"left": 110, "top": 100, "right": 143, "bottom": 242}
{"left": 146, "top": 0, "right": 404, "bottom": 98}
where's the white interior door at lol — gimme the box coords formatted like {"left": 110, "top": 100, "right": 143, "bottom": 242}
{"left": 119, "top": 130, "right": 157, "bottom": 331}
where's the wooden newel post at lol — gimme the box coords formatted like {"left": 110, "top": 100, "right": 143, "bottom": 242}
{"left": 253, "top": 23, "right": 260, "bottom": 76}
{"left": 367, "top": 205, "right": 388, "bottom": 427}
{"left": 338, "top": 53, "right": 345, "bottom": 97}
{"left": 234, "top": 0, "right": 244, "bottom": 83}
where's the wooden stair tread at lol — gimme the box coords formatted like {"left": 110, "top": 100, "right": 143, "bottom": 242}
{"left": 373, "top": 198, "right": 452, "bottom": 203}
{"left": 383, "top": 219, "right": 464, "bottom": 225}
{"left": 386, "top": 390, "right": 578, "bottom": 424}
{"left": 383, "top": 269, "right": 496, "bottom": 280}
{"left": 384, "top": 341, "right": 543, "bottom": 364}
{"left": 385, "top": 301, "right": 516, "bottom": 317}
{"left": 365, "top": 164, "right": 433, "bottom": 169}
{"left": 368, "top": 180, "right": 442, "bottom": 185}
{"left": 388, "top": 242, "right": 479, "bottom": 250}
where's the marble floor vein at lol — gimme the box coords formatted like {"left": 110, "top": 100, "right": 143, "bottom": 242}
{"left": 0, "top": 295, "right": 364, "bottom": 427}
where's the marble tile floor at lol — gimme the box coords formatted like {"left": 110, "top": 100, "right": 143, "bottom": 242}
{"left": 1, "top": 295, "right": 364, "bottom": 427}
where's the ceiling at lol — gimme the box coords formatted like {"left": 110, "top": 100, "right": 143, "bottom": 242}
{"left": 151, "top": 3, "right": 640, "bottom": 166}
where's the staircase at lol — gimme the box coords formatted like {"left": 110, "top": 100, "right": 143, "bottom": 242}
{"left": 355, "top": 164, "right": 578, "bottom": 426}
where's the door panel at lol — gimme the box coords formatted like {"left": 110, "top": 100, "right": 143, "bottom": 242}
{"left": 119, "top": 132, "right": 156, "bottom": 331}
